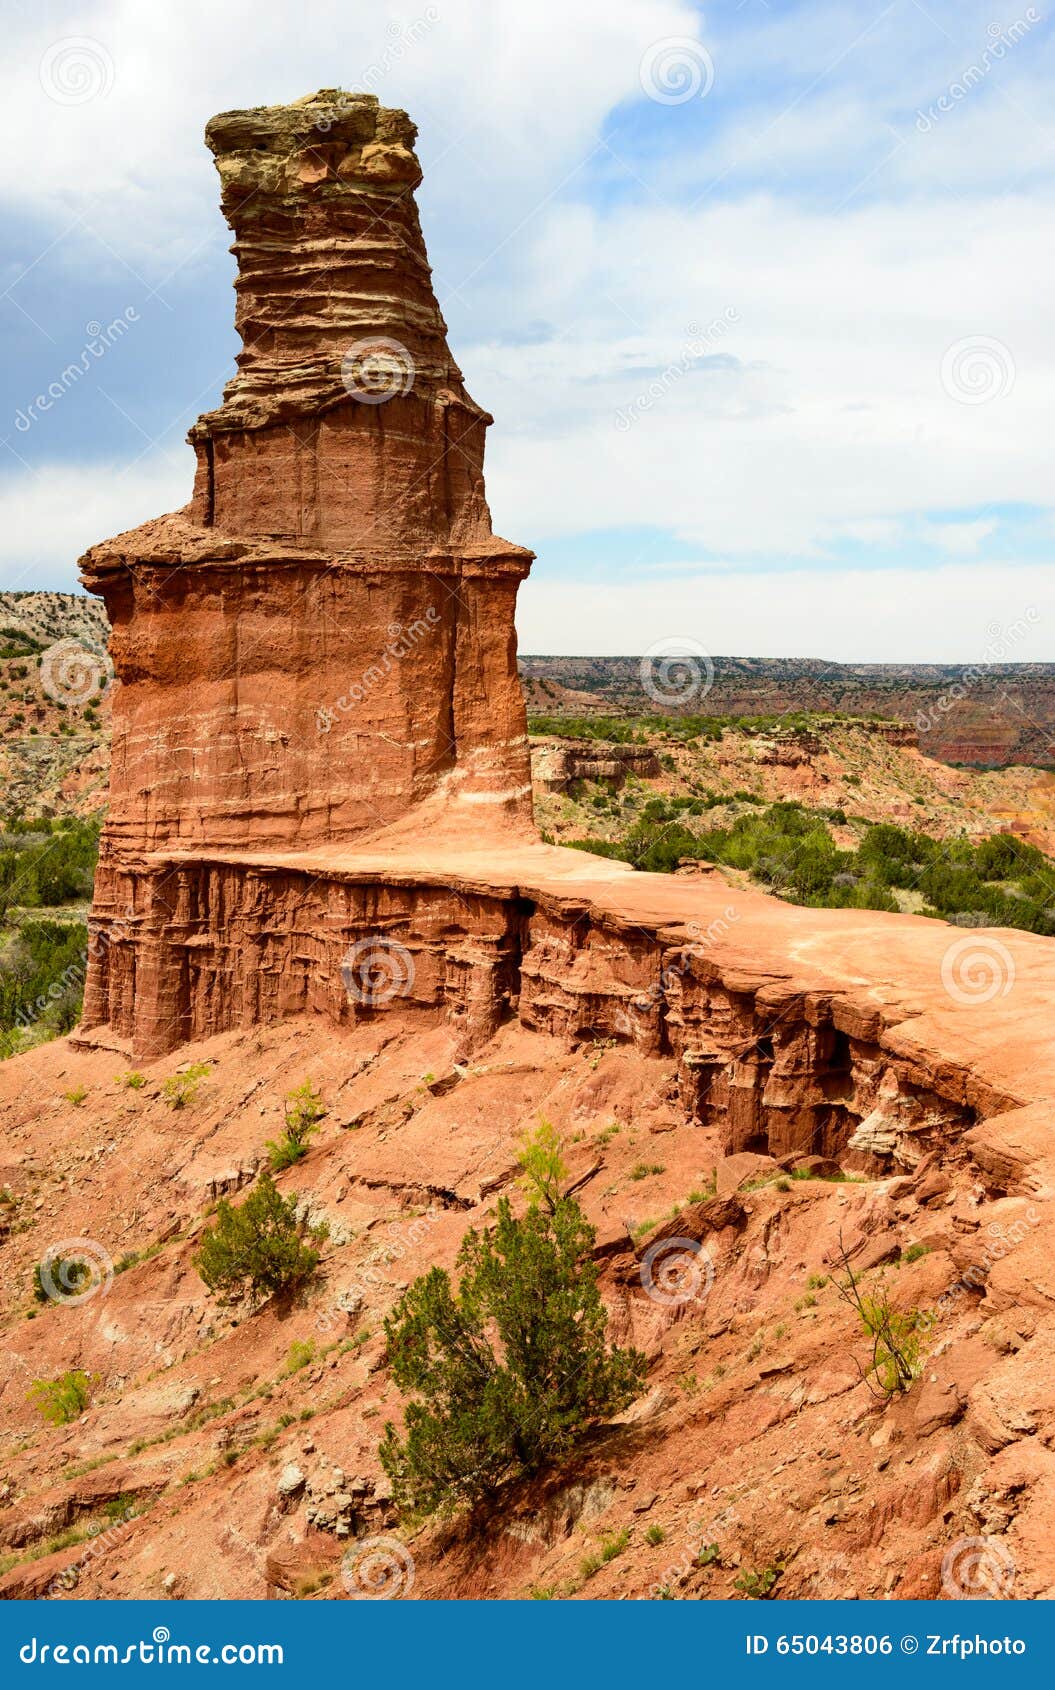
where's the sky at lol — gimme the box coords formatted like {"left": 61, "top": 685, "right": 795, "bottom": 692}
{"left": 1, "top": 0, "right": 1053, "bottom": 662}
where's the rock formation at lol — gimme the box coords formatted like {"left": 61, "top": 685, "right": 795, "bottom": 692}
{"left": 80, "top": 91, "right": 539, "bottom": 1054}
{"left": 82, "top": 91, "right": 534, "bottom": 862}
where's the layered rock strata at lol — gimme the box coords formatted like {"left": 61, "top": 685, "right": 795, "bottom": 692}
{"left": 81, "top": 91, "right": 534, "bottom": 871}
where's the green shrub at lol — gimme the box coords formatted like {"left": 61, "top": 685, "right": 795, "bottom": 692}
{"left": 282, "top": 1338, "right": 316, "bottom": 1375}
{"left": 600, "top": 1527, "right": 630, "bottom": 1562}
{"left": 267, "top": 1080, "right": 325, "bottom": 1170}
{"left": 735, "top": 1563, "right": 784, "bottom": 1599}
{"left": 378, "top": 1177, "right": 646, "bottom": 1514}
{"left": 33, "top": 1257, "right": 90, "bottom": 1303}
{"left": 194, "top": 1173, "right": 327, "bottom": 1303}
{"left": 161, "top": 1062, "right": 211, "bottom": 1110}
{"left": 29, "top": 1369, "right": 92, "bottom": 1425}
{"left": 629, "top": 1161, "right": 664, "bottom": 1181}
{"left": 119, "top": 1071, "right": 146, "bottom": 1090}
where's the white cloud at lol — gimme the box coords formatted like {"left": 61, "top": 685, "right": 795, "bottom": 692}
{"left": 516, "top": 561, "right": 1052, "bottom": 663}
{"left": 0, "top": 0, "right": 698, "bottom": 267}
{"left": 3, "top": 0, "right": 1054, "bottom": 660}
{"left": 479, "top": 189, "right": 1055, "bottom": 559}
{"left": 927, "top": 518, "right": 999, "bottom": 557}
{"left": 0, "top": 451, "right": 192, "bottom": 591}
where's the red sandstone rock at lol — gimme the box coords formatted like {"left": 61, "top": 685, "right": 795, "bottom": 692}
{"left": 80, "top": 91, "right": 537, "bottom": 1053}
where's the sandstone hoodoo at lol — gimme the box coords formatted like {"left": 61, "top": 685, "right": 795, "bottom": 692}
{"left": 80, "top": 91, "right": 537, "bottom": 1055}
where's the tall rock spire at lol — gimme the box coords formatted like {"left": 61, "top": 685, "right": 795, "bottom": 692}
{"left": 80, "top": 90, "right": 536, "bottom": 867}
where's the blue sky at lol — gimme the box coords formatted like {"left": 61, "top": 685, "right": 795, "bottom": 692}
{"left": 2, "top": 0, "right": 1054, "bottom": 660}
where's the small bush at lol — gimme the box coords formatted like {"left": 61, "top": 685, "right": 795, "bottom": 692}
{"left": 600, "top": 1527, "right": 630, "bottom": 1563}
{"left": 282, "top": 1338, "right": 316, "bottom": 1375}
{"left": 119, "top": 1071, "right": 146, "bottom": 1090}
{"left": 62, "top": 1086, "right": 87, "bottom": 1107}
{"left": 379, "top": 1132, "right": 646, "bottom": 1515}
{"left": 735, "top": 1563, "right": 783, "bottom": 1599}
{"left": 194, "top": 1173, "right": 327, "bottom": 1303}
{"left": 33, "top": 1258, "right": 90, "bottom": 1303}
{"left": 161, "top": 1062, "right": 211, "bottom": 1110}
{"left": 832, "top": 1236, "right": 925, "bottom": 1395}
{"left": 29, "top": 1369, "right": 92, "bottom": 1425}
{"left": 266, "top": 1080, "right": 325, "bottom": 1170}
{"left": 629, "top": 1162, "right": 665, "bottom": 1181}
{"left": 645, "top": 1524, "right": 665, "bottom": 1546}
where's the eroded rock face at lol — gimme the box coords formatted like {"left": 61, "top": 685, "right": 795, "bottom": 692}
{"left": 81, "top": 91, "right": 534, "bottom": 867}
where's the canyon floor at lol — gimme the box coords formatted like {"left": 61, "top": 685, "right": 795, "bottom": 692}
{"left": 1, "top": 861, "right": 1054, "bottom": 1601}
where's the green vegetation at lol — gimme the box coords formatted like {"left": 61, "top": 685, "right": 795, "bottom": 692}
{"left": 566, "top": 801, "right": 1055, "bottom": 933}
{"left": 282, "top": 1338, "right": 317, "bottom": 1375}
{"left": 0, "top": 816, "right": 99, "bottom": 1057}
{"left": 518, "top": 1116, "right": 567, "bottom": 1211}
{"left": 194, "top": 1172, "right": 327, "bottom": 1303}
{"left": 161, "top": 1062, "right": 211, "bottom": 1110}
{"left": 735, "top": 1562, "right": 785, "bottom": 1599}
{"left": 0, "top": 816, "right": 98, "bottom": 920}
{"left": 33, "top": 1256, "right": 90, "bottom": 1303}
{"left": 629, "top": 1161, "right": 665, "bottom": 1181}
{"left": 29, "top": 1369, "right": 92, "bottom": 1425}
{"left": 528, "top": 710, "right": 856, "bottom": 745}
{"left": 266, "top": 1080, "right": 325, "bottom": 1170}
{"left": 378, "top": 1126, "right": 646, "bottom": 1515}
{"left": 832, "top": 1239, "right": 925, "bottom": 1396}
